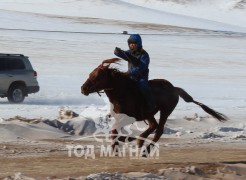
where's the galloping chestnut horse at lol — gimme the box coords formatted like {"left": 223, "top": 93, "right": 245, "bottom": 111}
{"left": 81, "top": 58, "right": 227, "bottom": 154}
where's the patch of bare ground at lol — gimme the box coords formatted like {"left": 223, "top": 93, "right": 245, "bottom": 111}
{"left": 0, "top": 138, "right": 245, "bottom": 179}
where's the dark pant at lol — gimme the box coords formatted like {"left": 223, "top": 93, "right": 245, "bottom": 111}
{"left": 137, "top": 79, "right": 155, "bottom": 112}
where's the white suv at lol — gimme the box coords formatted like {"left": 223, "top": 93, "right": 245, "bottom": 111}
{"left": 0, "top": 53, "right": 39, "bottom": 103}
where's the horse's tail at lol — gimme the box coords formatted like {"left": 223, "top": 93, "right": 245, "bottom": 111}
{"left": 175, "top": 87, "right": 228, "bottom": 122}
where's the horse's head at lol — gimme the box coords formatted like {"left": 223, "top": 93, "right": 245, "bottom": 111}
{"left": 81, "top": 58, "right": 121, "bottom": 96}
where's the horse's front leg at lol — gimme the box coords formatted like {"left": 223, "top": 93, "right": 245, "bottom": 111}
{"left": 111, "top": 129, "right": 120, "bottom": 154}
{"left": 111, "top": 128, "right": 136, "bottom": 155}
{"left": 111, "top": 111, "right": 136, "bottom": 151}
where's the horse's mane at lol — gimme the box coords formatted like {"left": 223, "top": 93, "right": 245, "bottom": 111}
{"left": 109, "top": 67, "right": 132, "bottom": 82}
{"left": 101, "top": 58, "right": 121, "bottom": 66}
{"left": 101, "top": 58, "right": 136, "bottom": 85}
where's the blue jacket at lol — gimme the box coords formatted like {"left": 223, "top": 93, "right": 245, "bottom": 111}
{"left": 114, "top": 34, "right": 150, "bottom": 81}
{"left": 114, "top": 49, "right": 150, "bottom": 81}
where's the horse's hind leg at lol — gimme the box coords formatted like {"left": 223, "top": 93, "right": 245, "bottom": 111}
{"left": 144, "top": 111, "right": 168, "bottom": 155}
{"left": 137, "top": 117, "right": 158, "bottom": 148}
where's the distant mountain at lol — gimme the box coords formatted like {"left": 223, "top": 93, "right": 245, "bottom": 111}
{"left": 234, "top": 0, "right": 246, "bottom": 9}
{"left": 122, "top": 0, "right": 246, "bottom": 29}
{"left": 0, "top": 0, "right": 245, "bottom": 32}
{"left": 156, "top": 0, "right": 196, "bottom": 4}
{"left": 136, "top": 0, "right": 246, "bottom": 10}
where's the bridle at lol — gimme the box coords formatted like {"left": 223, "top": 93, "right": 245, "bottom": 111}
{"left": 86, "top": 64, "right": 112, "bottom": 96}
{"left": 86, "top": 78, "right": 104, "bottom": 96}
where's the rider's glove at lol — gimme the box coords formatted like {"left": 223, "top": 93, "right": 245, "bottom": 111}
{"left": 114, "top": 47, "right": 122, "bottom": 54}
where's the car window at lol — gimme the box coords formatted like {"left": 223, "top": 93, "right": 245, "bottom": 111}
{"left": 7, "top": 58, "right": 25, "bottom": 70}
{"left": 0, "top": 59, "right": 6, "bottom": 71}
{"left": 0, "top": 58, "right": 26, "bottom": 71}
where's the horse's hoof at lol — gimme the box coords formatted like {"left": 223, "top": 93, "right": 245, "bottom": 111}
{"left": 141, "top": 154, "right": 148, "bottom": 158}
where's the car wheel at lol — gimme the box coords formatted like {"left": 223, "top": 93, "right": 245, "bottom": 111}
{"left": 7, "top": 85, "right": 26, "bottom": 103}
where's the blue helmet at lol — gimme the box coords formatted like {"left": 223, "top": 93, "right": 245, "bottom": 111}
{"left": 127, "top": 34, "right": 142, "bottom": 48}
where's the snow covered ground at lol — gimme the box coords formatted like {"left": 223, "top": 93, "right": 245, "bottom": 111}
{"left": 0, "top": 0, "right": 245, "bottom": 140}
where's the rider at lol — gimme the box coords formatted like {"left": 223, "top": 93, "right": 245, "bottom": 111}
{"left": 114, "top": 34, "right": 155, "bottom": 113}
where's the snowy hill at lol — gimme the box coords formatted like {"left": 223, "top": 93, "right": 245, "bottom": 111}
{"left": 121, "top": 0, "right": 246, "bottom": 28}
{"left": 0, "top": 0, "right": 245, "bottom": 33}
{"left": 0, "top": 0, "right": 245, "bottom": 141}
